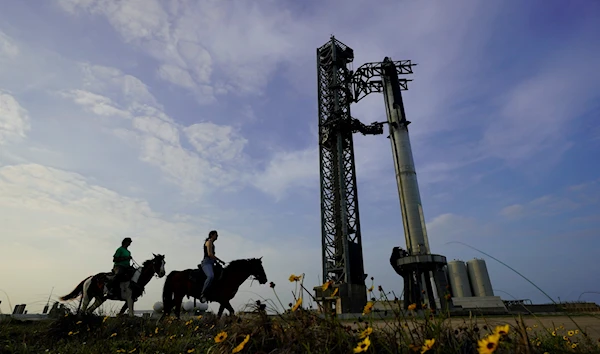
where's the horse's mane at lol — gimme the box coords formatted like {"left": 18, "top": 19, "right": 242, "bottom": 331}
{"left": 142, "top": 255, "right": 163, "bottom": 268}
{"left": 224, "top": 258, "right": 258, "bottom": 270}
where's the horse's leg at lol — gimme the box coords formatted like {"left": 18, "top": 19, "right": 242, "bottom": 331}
{"left": 126, "top": 289, "right": 135, "bottom": 318}
{"left": 119, "top": 302, "right": 128, "bottom": 315}
{"left": 80, "top": 281, "right": 92, "bottom": 315}
{"left": 87, "top": 297, "right": 105, "bottom": 315}
{"left": 174, "top": 291, "right": 185, "bottom": 320}
{"left": 224, "top": 301, "right": 235, "bottom": 316}
{"left": 217, "top": 303, "right": 225, "bottom": 318}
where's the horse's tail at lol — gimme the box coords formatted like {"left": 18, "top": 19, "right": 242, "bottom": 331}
{"left": 162, "top": 272, "right": 177, "bottom": 313}
{"left": 59, "top": 276, "right": 92, "bottom": 301}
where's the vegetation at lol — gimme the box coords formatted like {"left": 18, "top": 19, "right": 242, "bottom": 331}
{"left": 2, "top": 276, "right": 600, "bottom": 353}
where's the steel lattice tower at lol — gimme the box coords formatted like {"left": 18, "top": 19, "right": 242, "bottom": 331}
{"left": 314, "top": 36, "right": 452, "bottom": 314}
{"left": 313, "top": 37, "right": 384, "bottom": 314}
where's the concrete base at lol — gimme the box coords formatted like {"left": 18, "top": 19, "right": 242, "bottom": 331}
{"left": 450, "top": 296, "right": 508, "bottom": 313}
{"left": 313, "top": 283, "right": 367, "bottom": 314}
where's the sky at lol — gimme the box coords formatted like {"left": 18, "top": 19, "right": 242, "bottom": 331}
{"left": 0, "top": 0, "right": 599, "bottom": 315}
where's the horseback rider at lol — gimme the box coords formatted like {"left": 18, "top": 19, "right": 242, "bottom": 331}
{"left": 108, "top": 237, "right": 133, "bottom": 296}
{"left": 200, "top": 230, "right": 225, "bottom": 301}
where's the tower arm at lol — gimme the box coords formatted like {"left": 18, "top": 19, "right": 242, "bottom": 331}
{"left": 351, "top": 59, "right": 417, "bottom": 103}
{"left": 349, "top": 118, "right": 385, "bottom": 135}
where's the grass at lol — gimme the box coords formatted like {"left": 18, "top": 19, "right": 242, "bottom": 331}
{"left": 2, "top": 278, "right": 600, "bottom": 354}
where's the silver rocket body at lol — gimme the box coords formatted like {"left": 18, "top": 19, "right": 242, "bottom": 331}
{"left": 381, "top": 63, "right": 430, "bottom": 256}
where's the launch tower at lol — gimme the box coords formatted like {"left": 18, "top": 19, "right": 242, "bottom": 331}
{"left": 315, "top": 36, "right": 452, "bottom": 313}
{"left": 313, "top": 37, "right": 384, "bottom": 314}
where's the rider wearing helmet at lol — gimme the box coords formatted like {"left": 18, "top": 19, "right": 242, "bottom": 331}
{"left": 201, "top": 230, "right": 225, "bottom": 301}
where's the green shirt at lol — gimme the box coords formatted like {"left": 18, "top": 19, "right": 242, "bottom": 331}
{"left": 113, "top": 246, "right": 131, "bottom": 267}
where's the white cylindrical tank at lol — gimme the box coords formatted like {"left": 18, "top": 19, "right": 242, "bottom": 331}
{"left": 466, "top": 258, "right": 494, "bottom": 297}
{"left": 447, "top": 260, "right": 472, "bottom": 298}
{"left": 153, "top": 302, "right": 164, "bottom": 313}
{"left": 182, "top": 301, "right": 208, "bottom": 312}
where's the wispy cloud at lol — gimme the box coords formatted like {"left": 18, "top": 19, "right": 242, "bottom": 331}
{"left": 0, "top": 91, "right": 30, "bottom": 145}
{"left": 0, "top": 31, "right": 19, "bottom": 58}
{"left": 500, "top": 180, "right": 600, "bottom": 220}
{"left": 0, "top": 0, "right": 599, "bottom": 313}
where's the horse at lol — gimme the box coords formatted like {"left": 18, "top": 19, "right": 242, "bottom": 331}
{"left": 59, "top": 253, "right": 166, "bottom": 317}
{"left": 160, "top": 257, "right": 267, "bottom": 320}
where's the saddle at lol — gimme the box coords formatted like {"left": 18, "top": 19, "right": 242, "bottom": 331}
{"left": 189, "top": 263, "right": 224, "bottom": 291}
{"left": 106, "top": 266, "right": 138, "bottom": 299}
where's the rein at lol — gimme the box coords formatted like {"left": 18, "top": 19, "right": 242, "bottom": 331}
{"left": 131, "top": 257, "right": 162, "bottom": 279}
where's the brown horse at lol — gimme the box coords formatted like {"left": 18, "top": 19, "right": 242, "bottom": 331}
{"left": 59, "top": 254, "right": 166, "bottom": 317}
{"left": 160, "top": 257, "right": 267, "bottom": 319}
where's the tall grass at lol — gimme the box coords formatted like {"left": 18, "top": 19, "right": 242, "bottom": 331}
{"left": 2, "top": 275, "right": 600, "bottom": 353}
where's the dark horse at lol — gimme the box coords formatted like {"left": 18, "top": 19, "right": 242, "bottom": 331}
{"left": 160, "top": 257, "right": 267, "bottom": 319}
{"left": 59, "top": 254, "right": 166, "bottom": 317}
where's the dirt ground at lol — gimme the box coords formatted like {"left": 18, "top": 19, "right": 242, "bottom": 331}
{"left": 343, "top": 315, "right": 600, "bottom": 341}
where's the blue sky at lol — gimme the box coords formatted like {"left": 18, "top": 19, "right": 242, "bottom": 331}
{"left": 0, "top": 0, "right": 599, "bottom": 314}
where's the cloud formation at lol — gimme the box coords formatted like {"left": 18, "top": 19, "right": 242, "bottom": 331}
{"left": 0, "top": 0, "right": 599, "bottom": 315}
{"left": 0, "top": 91, "right": 30, "bottom": 145}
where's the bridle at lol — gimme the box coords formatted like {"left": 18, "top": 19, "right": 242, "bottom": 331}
{"left": 131, "top": 256, "right": 164, "bottom": 279}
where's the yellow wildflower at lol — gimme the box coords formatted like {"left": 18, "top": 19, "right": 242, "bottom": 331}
{"left": 362, "top": 302, "right": 374, "bottom": 315}
{"left": 407, "top": 303, "right": 417, "bottom": 311}
{"left": 477, "top": 333, "right": 500, "bottom": 354}
{"left": 103, "top": 316, "right": 109, "bottom": 323}
{"left": 367, "top": 285, "right": 374, "bottom": 292}
{"left": 421, "top": 338, "right": 435, "bottom": 353}
{"left": 232, "top": 334, "right": 250, "bottom": 353}
{"left": 110, "top": 333, "right": 117, "bottom": 338}
{"left": 332, "top": 288, "right": 339, "bottom": 296}
{"left": 289, "top": 274, "right": 301, "bottom": 282}
{"left": 187, "top": 349, "right": 195, "bottom": 353}
{"left": 292, "top": 297, "right": 302, "bottom": 311}
{"left": 322, "top": 280, "right": 333, "bottom": 291}
{"left": 353, "top": 336, "right": 371, "bottom": 353}
{"left": 359, "top": 327, "right": 372, "bottom": 339}
{"left": 128, "top": 349, "right": 136, "bottom": 353}
{"left": 76, "top": 321, "right": 82, "bottom": 325}
{"left": 494, "top": 324, "right": 509, "bottom": 336}
{"left": 155, "top": 327, "right": 159, "bottom": 334}
{"left": 571, "top": 343, "right": 578, "bottom": 349}
{"left": 568, "top": 330, "right": 575, "bottom": 336}
{"left": 215, "top": 331, "right": 227, "bottom": 343}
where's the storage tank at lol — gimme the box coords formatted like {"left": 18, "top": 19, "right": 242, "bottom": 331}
{"left": 447, "top": 260, "right": 472, "bottom": 298}
{"left": 466, "top": 258, "right": 494, "bottom": 297}
{"left": 182, "top": 301, "right": 208, "bottom": 312}
{"left": 153, "top": 301, "right": 209, "bottom": 313}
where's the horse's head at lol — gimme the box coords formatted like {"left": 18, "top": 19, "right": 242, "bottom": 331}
{"left": 151, "top": 253, "right": 166, "bottom": 278}
{"left": 248, "top": 257, "right": 268, "bottom": 284}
